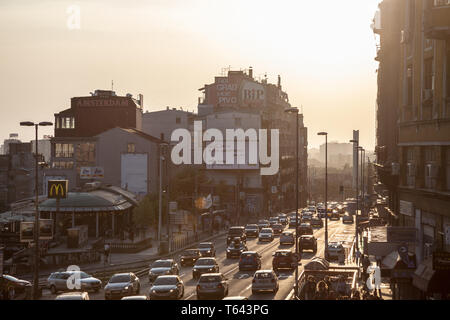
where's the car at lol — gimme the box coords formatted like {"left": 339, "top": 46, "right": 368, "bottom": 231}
{"left": 279, "top": 230, "right": 295, "bottom": 245}
{"left": 196, "top": 273, "right": 229, "bottom": 300}
{"left": 272, "top": 249, "right": 298, "bottom": 271}
{"left": 148, "top": 275, "right": 184, "bottom": 300}
{"left": 325, "top": 242, "right": 345, "bottom": 260}
{"left": 244, "top": 224, "right": 259, "bottom": 237}
{"left": 317, "top": 208, "right": 326, "bottom": 218}
{"left": 192, "top": 258, "right": 219, "bottom": 279}
{"left": 239, "top": 251, "right": 262, "bottom": 271}
{"left": 271, "top": 223, "right": 284, "bottom": 235}
{"left": 301, "top": 214, "right": 312, "bottom": 223}
{"left": 47, "top": 271, "right": 102, "bottom": 294}
{"left": 278, "top": 216, "right": 288, "bottom": 226}
{"left": 104, "top": 272, "right": 140, "bottom": 300}
{"left": 198, "top": 242, "right": 216, "bottom": 257}
{"left": 330, "top": 210, "right": 340, "bottom": 221}
{"left": 223, "top": 296, "right": 248, "bottom": 300}
{"left": 0, "top": 274, "right": 32, "bottom": 299}
{"left": 55, "top": 292, "right": 89, "bottom": 300}
{"left": 289, "top": 216, "right": 300, "bottom": 228}
{"left": 121, "top": 295, "right": 149, "bottom": 300}
{"left": 257, "top": 219, "right": 270, "bottom": 230}
{"left": 342, "top": 215, "right": 354, "bottom": 224}
{"left": 179, "top": 249, "right": 202, "bottom": 267}
{"left": 148, "top": 259, "right": 179, "bottom": 282}
{"left": 226, "top": 239, "right": 248, "bottom": 259}
{"left": 226, "top": 227, "right": 246, "bottom": 245}
{"left": 269, "top": 217, "right": 279, "bottom": 227}
{"left": 297, "top": 223, "right": 313, "bottom": 236}
{"left": 251, "top": 270, "right": 279, "bottom": 294}
{"left": 307, "top": 206, "right": 316, "bottom": 214}
{"left": 298, "top": 235, "right": 317, "bottom": 253}
{"left": 310, "top": 217, "right": 323, "bottom": 228}
{"left": 258, "top": 228, "right": 274, "bottom": 242}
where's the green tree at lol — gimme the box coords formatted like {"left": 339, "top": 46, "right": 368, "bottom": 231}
{"left": 133, "top": 193, "right": 160, "bottom": 227}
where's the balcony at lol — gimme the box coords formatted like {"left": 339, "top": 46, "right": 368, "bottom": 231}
{"left": 424, "top": 1, "right": 450, "bottom": 40}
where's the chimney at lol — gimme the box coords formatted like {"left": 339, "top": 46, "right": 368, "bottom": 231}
{"left": 278, "top": 75, "right": 281, "bottom": 88}
{"left": 139, "top": 94, "right": 144, "bottom": 108}
{"left": 249, "top": 66, "right": 253, "bottom": 79}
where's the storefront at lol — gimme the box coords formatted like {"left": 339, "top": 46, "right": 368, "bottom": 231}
{"left": 412, "top": 254, "right": 450, "bottom": 300}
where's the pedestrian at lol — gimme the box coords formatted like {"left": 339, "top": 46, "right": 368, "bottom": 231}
{"left": 104, "top": 243, "right": 110, "bottom": 264}
{"left": 355, "top": 248, "right": 361, "bottom": 266}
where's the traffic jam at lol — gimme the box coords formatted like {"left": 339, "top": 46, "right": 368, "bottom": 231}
{"left": 41, "top": 203, "right": 356, "bottom": 300}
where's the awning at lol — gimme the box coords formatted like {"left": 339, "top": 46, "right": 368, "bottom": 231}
{"left": 412, "top": 258, "right": 450, "bottom": 293}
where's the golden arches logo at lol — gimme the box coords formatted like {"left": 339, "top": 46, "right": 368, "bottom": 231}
{"left": 49, "top": 183, "right": 65, "bottom": 197}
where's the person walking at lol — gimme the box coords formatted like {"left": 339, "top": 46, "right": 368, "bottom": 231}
{"left": 104, "top": 243, "right": 110, "bottom": 264}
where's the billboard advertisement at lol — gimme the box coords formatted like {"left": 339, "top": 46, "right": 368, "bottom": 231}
{"left": 39, "top": 219, "right": 54, "bottom": 240}
{"left": 206, "top": 76, "right": 240, "bottom": 107}
{"left": 80, "top": 167, "right": 104, "bottom": 179}
{"left": 47, "top": 180, "right": 68, "bottom": 199}
{"left": 20, "top": 222, "right": 35, "bottom": 242}
{"left": 241, "top": 80, "right": 265, "bottom": 108}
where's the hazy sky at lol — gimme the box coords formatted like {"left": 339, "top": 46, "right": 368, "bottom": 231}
{"left": 0, "top": 0, "right": 380, "bottom": 149}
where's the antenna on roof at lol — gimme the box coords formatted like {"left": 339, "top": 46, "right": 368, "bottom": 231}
{"left": 111, "top": 80, "right": 114, "bottom": 91}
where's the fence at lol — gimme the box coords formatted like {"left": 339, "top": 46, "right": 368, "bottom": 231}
{"left": 170, "top": 230, "right": 215, "bottom": 252}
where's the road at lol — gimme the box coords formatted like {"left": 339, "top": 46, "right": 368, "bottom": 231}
{"left": 40, "top": 219, "right": 356, "bottom": 300}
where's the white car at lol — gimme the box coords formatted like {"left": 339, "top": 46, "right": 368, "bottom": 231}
{"left": 251, "top": 270, "right": 279, "bottom": 294}
{"left": 55, "top": 292, "right": 90, "bottom": 300}
{"left": 258, "top": 228, "right": 274, "bottom": 242}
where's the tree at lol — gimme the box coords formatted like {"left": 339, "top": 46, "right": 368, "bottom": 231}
{"left": 133, "top": 193, "right": 160, "bottom": 227}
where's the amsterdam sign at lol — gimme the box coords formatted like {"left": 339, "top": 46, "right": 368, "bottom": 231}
{"left": 47, "top": 180, "right": 68, "bottom": 199}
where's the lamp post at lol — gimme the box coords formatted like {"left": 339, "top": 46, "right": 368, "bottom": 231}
{"left": 284, "top": 107, "right": 299, "bottom": 297}
{"left": 20, "top": 121, "right": 52, "bottom": 300}
{"left": 317, "top": 132, "right": 328, "bottom": 252}
{"left": 158, "top": 143, "right": 168, "bottom": 253}
{"left": 358, "top": 147, "right": 365, "bottom": 216}
{"left": 350, "top": 139, "right": 359, "bottom": 251}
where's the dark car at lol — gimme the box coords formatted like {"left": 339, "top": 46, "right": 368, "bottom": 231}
{"left": 310, "top": 217, "right": 323, "bottom": 228}
{"left": 244, "top": 224, "right": 259, "bottom": 237}
{"left": 238, "top": 251, "right": 262, "bottom": 271}
{"left": 104, "top": 273, "right": 140, "bottom": 300}
{"left": 179, "top": 249, "right": 201, "bottom": 267}
{"left": 226, "top": 239, "right": 248, "bottom": 259}
{"left": 342, "top": 215, "right": 354, "bottom": 224}
{"left": 198, "top": 242, "right": 216, "bottom": 257}
{"left": 0, "top": 274, "right": 32, "bottom": 299}
{"left": 226, "top": 227, "right": 246, "bottom": 245}
{"left": 289, "top": 216, "right": 300, "bottom": 228}
{"left": 149, "top": 275, "right": 184, "bottom": 300}
{"left": 272, "top": 223, "right": 284, "bottom": 235}
{"left": 149, "top": 259, "right": 179, "bottom": 282}
{"left": 196, "top": 273, "right": 229, "bottom": 300}
{"left": 297, "top": 223, "right": 313, "bottom": 236}
{"left": 298, "top": 235, "right": 317, "bottom": 253}
{"left": 272, "top": 250, "right": 299, "bottom": 271}
{"left": 269, "top": 217, "right": 279, "bottom": 227}
{"left": 257, "top": 220, "right": 270, "bottom": 230}
{"left": 192, "top": 258, "right": 219, "bottom": 279}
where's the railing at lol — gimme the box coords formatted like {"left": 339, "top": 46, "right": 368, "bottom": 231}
{"left": 170, "top": 230, "right": 214, "bottom": 252}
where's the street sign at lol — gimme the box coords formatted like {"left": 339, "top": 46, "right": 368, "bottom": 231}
{"left": 433, "top": 251, "right": 450, "bottom": 271}
{"left": 47, "top": 180, "right": 68, "bottom": 199}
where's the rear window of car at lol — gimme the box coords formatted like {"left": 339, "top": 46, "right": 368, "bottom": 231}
{"left": 282, "top": 232, "right": 292, "bottom": 236}
{"left": 241, "top": 253, "right": 255, "bottom": 259}
{"left": 245, "top": 225, "right": 258, "bottom": 230}
{"left": 261, "top": 228, "right": 272, "bottom": 233}
{"left": 198, "top": 243, "right": 213, "bottom": 249}
{"left": 275, "top": 251, "right": 291, "bottom": 257}
{"left": 273, "top": 224, "right": 282, "bottom": 228}
{"left": 182, "top": 250, "right": 199, "bottom": 256}
{"left": 110, "top": 274, "right": 131, "bottom": 283}
{"left": 154, "top": 277, "right": 177, "bottom": 286}
{"left": 199, "top": 275, "right": 221, "bottom": 283}
{"left": 255, "top": 272, "right": 273, "bottom": 279}
{"left": 196, "top": 259, "right": 215, "bottom": 265}
{"left": 152, "top": 260, "right": 172, "bottom": 268}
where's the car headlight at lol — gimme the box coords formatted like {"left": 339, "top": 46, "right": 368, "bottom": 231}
{"left": 124, "top": 286, "right": 129, "bottom": 290}
{"left": 165, "top": 270, "right": 171, "bottom": 274}
{"left": 227, "top": 249, "right": 231, "bottom": 252}
{"left": 193, "top": 269, "right": 197, "bottom": 272}
{"left": 169, "top": 289, "right": 174, "bottom": 293}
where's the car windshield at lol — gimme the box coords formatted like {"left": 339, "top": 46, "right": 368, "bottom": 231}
{"left": 258, "top": 220, "right": 268, "bottom": 224}
{"left": 109, "top": 275, "right": 130, "bottom": 283}
{"left": 255, "top": 272, "right": 273, "bottom": 279}
{"left": 273, "top": 224, "right": 282, "bottom": 228}
{"left": 275, "top": 252, "right": 291, "bottom": 257}
{"left": 182, "top": 250, "right": 198, "bottom": 256}
{"left": 245, "top": 225, "right": 258, "bottom": 229}
{"left": 199, "top": 275, "right": 221, "bottom": 283}
{"left": 198, "top": 243, "right": 212, "bottom": 249}
{"left": 261, "top": 229, "right": 272, "bottom": 233}
{"left": 153, "top": 277, "right": 177, "bottom": 286}
{"left": 3, "top": 275, "right": 18, "bottom": 281}
{"left": 241, "top": 253, "right": 255, "bottom": 259}
{"left": 152, "top": 261, "right": 171, "bottom": 268}
{"left": 282, "top": 232, "right": 292, "bottom": 236}
{"left": 195, "top": 259, "right": 215, "bottom": 266}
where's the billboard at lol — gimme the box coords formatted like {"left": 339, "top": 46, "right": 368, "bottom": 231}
{"left": 207, "top": 76, "right": 240, "bottom": 107}
{"left": 39, "top": 219, "right": 53, "bottom": 240}
{"left": 241, "top": 80, "right": 265, "bottom": 108}
{"left": 20, "top": 222, "right": 35, "bottom": 242}
{"left": 48, "top": 180, "right": 68, "bottom": 199}
{"left": 80, "top": 167, "right": 104, "bottom": 179}
{"left": 121, "top": 153, "right": 148, "bottom": 195}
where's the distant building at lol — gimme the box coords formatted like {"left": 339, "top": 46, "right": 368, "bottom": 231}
{"left": 319, "top": 142, "right": 354, "bottom": 168}
{"left": 2, "top": 133, "right": 21, "bottom": 155}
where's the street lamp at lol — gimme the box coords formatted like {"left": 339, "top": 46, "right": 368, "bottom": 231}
{"left": 20, "top": 121, "right": 53, "bottom": 300}
{"left": 358, "top": 147, "right": 365, "bottom": 216}
{"left": 317, "top": 132, "right": 328, "bottom": 253}
{"left": 158, "top": 143, "right": 169, "bottom": 253}
{"left": 349, "top": 139, "right": 359, "bottom": 251}
{"left": 284, "top": 107, "right": 299, "bottom": 298}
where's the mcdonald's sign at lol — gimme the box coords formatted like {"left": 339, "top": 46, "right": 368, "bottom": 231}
{"left": 48, "top": 180, "right": 68, "bottom": 199}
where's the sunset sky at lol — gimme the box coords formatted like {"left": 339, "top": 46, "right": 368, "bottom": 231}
{"left": 0, "top": 0, "right": 380, "bottom": 150}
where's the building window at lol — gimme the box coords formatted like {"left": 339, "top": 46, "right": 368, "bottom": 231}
{"left": 127, "top": 143, "right": 135, "bottom": 153}
{"left": 176, "top": 117, "right": 181, "bottom": 124}
{"left": 52, "top": 161, "right": 74, "bottom": 169}
{"left": 75, "top": 143, "right": 95, "bottom": 162}
{"left": 160, "top": 133, "right": 164, "bottom": 141}
{"left": 446, "top": 41, "right": 450, "bottom": 99}
{"left": 424, "top": 58, "right": 434, "bottom": 92}
{"left": 57, "top": 117, "right": 75, "bottom": 129}
{"left": 407, "top": 65, "right": 413, "bottom": 106}
{"left": 55, "top": 143, "right": 74, "bottom": 158}
{"left": 446, "top": 147, "right": 450, "bottom": 191}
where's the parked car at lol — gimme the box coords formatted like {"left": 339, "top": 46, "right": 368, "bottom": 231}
{"left": 298, "top": 235, "right": 317, "bottom": 253}
{"left": 271, "top": 223, "right": 284, "bottom": 235}
{"left": 251, "top": 270, "right": 279, "bottom": 294}
{"left": 0, "top": 274, "right": 31, "bottom": 299}
{"left": 342, "top": 215, "right": 354, "bottom": 224}
{"left": 272, "top": 249, "right": 298, "bottom": 271}
{"left": 239, "top": 251, "right": 262, "bottom": 271}
{"left": 196, "top": 273, "right": 229, "bottom": 299}
{"left": 179, "top": 249, "right": 201, "bottom": 267}
{"left": 279, "top": 230, "right": 295, "bottom": 245}
{"left": 257, "top": 219, "right": 270, "bottom": 230}
{"left": 325, "top": 242, "right": 345, "bottom": 260}
{"left": 47, "top": 271, "right": 101, "bottom": 294}
{"left": 148, "top": 275, "right": 184, "bottom": 300}
{"left": 310, "top": 217, "right": 323, "bottom": 228}
{"left": 104, "top": 273, "right": 140, "bottom": 300}
{"left": 198, "top": 242, "right": 216, "bottom": 257}
{"left": 149, "top": 259, "right": 179, "bottom": 282}
{"left": 121, "top": 295, "right": 149, "bottom": 300}
{"left": 226, "top": 239, "right": 248, "bottom": 259}
{"left": 297, "top": 223, "right": 313, "bottom": 236}
{"left": 226, "top": 227, "right": 246, "bottom": 245}
{"left": 244, "top": 224, "right": 259, "bottom": 237}
{"left": 258, "top": 228, "right": 274, "bottom": 242}
{"left": 192, "top": 258, "right": 219, "bottom": 279}
{"left": 55, "top": 292, "right": 89, "bottom": 300}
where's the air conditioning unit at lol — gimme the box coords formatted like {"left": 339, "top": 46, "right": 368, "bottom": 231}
{"left": 400, "top": 30, "right": 410, "bottom": 44}
{"left": 407, "top": 163, "right": 416, "bottom": 177}
{"left": 424, "top": 89, "right": 433, "bottom": 100}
